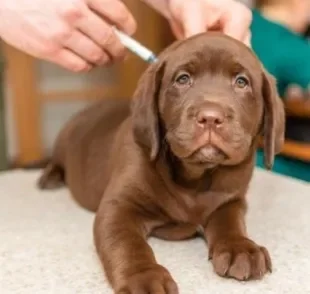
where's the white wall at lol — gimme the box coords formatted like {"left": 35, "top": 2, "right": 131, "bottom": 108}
{"left": 4, "top": 61, "right": 115, "bottom": 159}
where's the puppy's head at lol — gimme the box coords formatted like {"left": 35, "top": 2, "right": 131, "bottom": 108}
{"left": 131, "top": 33, "right": 285, "bottom": 170}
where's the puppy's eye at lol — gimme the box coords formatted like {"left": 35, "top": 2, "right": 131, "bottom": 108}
{"left": 175, "top": 72, "right": 191, "bottom": 86}
{"left": 235, "top": 76, "right": 249, "bottom": 88}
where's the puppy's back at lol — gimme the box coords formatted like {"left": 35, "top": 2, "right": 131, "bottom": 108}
{"left": 54, "top": 98, "right": 130, "bottom": 166}
{"left": 38, "top": 98, "right": 130, "bottom": 211}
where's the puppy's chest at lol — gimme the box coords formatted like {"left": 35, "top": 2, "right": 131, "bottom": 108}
{"left": 165, "top": 189, "right": 236, "bottom": 226}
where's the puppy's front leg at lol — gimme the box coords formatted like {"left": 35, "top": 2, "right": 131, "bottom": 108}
{"left": 94, "top": 200, "right": 178, "bottom": 294}
{"left": 205, "top": 199, "right": 272, "bottom": 281}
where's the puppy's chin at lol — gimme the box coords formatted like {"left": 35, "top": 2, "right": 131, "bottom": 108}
{"left": 186, "top": 145, "right": 227, "bottom": 167}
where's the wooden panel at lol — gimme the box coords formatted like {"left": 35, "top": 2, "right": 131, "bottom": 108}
{"left": 40, "top": 86, "right": 120, "bottom": 101}
{"left": 0, "top": 47, "right": 8, "bottom": 170}
{"left": 256, "top": 98, "right": 310, "bottom": 162}
{"left": 280, "top": 98, "right": 310, "bottom": 162}
{"left": 2, "top": 43, "right": 43, "bottom": 164}
{"left": 281, "top": 140, "right": 310, "bottom": 162}
{"left": 285, "top": 99, "right": 310, "bottom": 118}
{"left": 258, "top": 137, "right": 310, "bottom": 162}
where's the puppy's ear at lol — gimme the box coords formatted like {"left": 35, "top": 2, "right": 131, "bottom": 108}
{"left": 131, "top": 60, "right": 166, "bottom": 161}
{"left": 261, "top": 70, "right": 285, "bottom": 169}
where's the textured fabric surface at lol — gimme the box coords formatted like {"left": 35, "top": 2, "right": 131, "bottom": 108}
{"left": 0, "top": 169, "right": 309, "bottom": 294}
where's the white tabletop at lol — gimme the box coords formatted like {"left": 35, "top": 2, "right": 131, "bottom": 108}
{"left": 0, "top": 169, "right": 309, "bottom": 294}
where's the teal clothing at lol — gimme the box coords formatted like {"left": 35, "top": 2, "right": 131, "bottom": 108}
{"left": 251, "top": 9, "right": 310, "bottom": 97}
{"left": 256, "top": 150, "right": 310, "bottom": 182}
{"left": 251, "top": 9, "right": 310, "bottom": 182}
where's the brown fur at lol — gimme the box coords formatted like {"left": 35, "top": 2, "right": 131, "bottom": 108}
{"left": 38, "top": 32, "right": 285, "bottom": 294}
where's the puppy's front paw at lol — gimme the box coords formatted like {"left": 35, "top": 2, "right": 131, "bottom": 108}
{"left": 209, "top": 236, "right": 272, "bottom": 281}
{"left": 116, "top": 265, "right": 178, "bottom": 294}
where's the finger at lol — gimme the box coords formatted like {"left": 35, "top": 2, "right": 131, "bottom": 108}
{"left": 169, "top": 19, "right": 184, "bottom": 40}
{"left": 180, "top": 2, "right": 208, "bottom": 38}
{"left": 222, "top": 3, "right": 252, "bottom": 42}
{"left": 244, "top": 31, "right": 252, "bottom": 48}
{"left": 47, "top": 48, "right": 92, "bottom": 72}
{"left": 63, "top": 30, "right": 109, "bottom": 65}
{"left": 87, "top": 0, "right": 137, "bottom": 35}
{"left": 77, "top": 10, "right": 127, "bottom": 61}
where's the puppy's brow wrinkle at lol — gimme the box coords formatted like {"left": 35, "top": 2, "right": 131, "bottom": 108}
{"left": 174, "top": 61, "right": 199, "bottom": 75}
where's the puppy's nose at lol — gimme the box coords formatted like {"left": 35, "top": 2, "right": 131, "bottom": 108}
{"left": 196, "top": 108, "right": 225, "bottom": 127}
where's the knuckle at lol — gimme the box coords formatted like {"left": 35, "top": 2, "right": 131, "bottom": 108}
{"left": 88, "top": 50, "right": 104, "bottom": 63}
{"left": 100, "top": 27, "right": 115, "bottom": 45}
{"left": 50, "top": 27, "right": 73, "bottom": 43}
{"left": 58, "top": 0, "right": 84, "bottom": 21}
{"left": 39, "top": 44, "right": 60, "bottom": 57}
{"left": 100, "top": 29, "right": 126, "bottom": 60}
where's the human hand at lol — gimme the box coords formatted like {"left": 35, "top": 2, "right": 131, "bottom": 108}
{"left": 0, "top": 0, "right": 137, "bottom": 72}
{"left": 144, "top": 0, "right": 252, "bottom": 46}
{"left": 168, "top": 0, "right": 252, "bottom": 45}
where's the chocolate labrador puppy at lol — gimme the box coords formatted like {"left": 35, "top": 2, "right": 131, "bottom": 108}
{"left": 38, "top": 32, "right": 285, "bottom": 294}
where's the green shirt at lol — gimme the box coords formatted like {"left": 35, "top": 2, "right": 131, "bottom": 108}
{"left": 251, "top": 10, "right": 310, "bottom": 182}
{"left": 250, "top": 9, "right": 310, "bottom": 97}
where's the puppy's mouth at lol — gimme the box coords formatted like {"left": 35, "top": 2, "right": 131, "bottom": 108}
{"left": 182, "top": 130, "right": 229, "bottom": 164}
{"left": 188, "top": 144, "right": 227, "bottom": 164}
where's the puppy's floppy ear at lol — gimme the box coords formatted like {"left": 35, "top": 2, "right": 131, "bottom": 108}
{"left": 261, "top": 70, "right": 285, "bottom": 170}
{"left": 131, "top": 60, "right": 166, "bottom": 161}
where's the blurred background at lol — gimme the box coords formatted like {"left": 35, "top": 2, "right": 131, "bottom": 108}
{"left": 0, "top": 0, "right": 175, "bottom": 169}
{"left": 0, "top": 0, "right": 309, "bottom": 182}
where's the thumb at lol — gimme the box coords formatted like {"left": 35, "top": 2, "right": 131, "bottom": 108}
{"left": 169, "top": 19, "right": 184, "bottom": 40}
{"left": 222, "top": 3, "right": 252, "bottom": 43}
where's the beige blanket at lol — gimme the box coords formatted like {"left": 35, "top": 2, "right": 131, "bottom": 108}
{"left": 0, "top": 169, "right": 309, "bottom": 294}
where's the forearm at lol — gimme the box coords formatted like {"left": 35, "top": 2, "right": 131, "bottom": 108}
{"left": 141, "top": 0, "right": 171, "bottom": 20}
{"left": 205, "top": 199, "right": 247, "bottom": 246}
{"left": 94, "top": 204, "right": 157, "bottom": 287}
